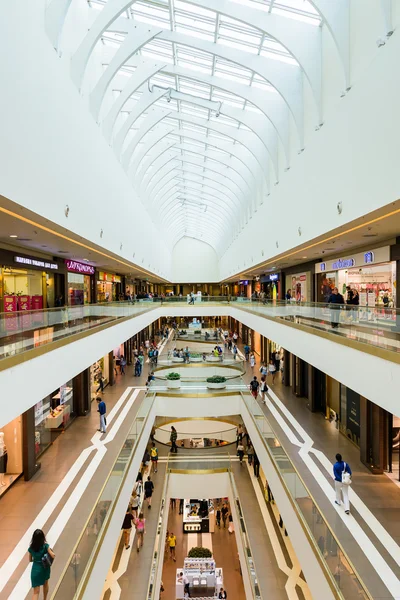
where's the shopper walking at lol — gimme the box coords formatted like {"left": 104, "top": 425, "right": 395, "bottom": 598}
{"left": 144, "top": 476, "right": 154, "bottom": 508}
{"left": 221, "top": 503, "right": 229, "bottom": 528}
{"left": 218, "top": 587, "right": 228, "bottom": 598}
{"left": 120, "top": 355, "right": 126, "bottom": 374}
{"left": 96, "top": 397, "right": 107, "bottom": 433}
{"left": 249, "top": 376, "right": 259, "bottom": 399}
{"left": 179, "top": 498, "right": 184, "bottom": 515}
{"left": 170, "top": 426, "right": 178, "bottom": 453}
{"left": 247, "top": 442, "right": 254, "bottom": 466}
{"left": 268, "top": 359, "right": 277, "bottom": 383}
{"left": 244, "top": 344, "right": 250, "bottom": 361}
{"left": 237, "top": 442, "right": 244, "bottom": 465}
{"left": 134, "top": 512, "right": 146, "bottom": 553}
{"left": 260, "top": 376, "right": 268, "bottom": 403}
{"left": 232, "top": 344, "right": 238, "bottom": 360}
{"left": 168, "top": 532, "right": 177, "bottom": 561}
{"left": 150, "top": 442, "right": 159, "bottom": 473}
{"left": 28, "top": 529, "right": 55, "bottom": 600}
{"left": 216, "top": 507, "right": 221, "bottom": 528}
{"left": 249, "top": 352, "right": 256, "bottom": 369}
{"left": 121, "top": 507, "right": 134, "bottom": 550}
{"left": 333, "top": 453, "right": 352, "bottom": 514}
{"left": 96, "top": 372, "right": 104, "bottom": 394}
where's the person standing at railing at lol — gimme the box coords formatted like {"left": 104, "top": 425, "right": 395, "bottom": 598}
{"left": 285, "top": 289, "right": 292, "bottom": 302}
{"left": 328, "top": 287, "right": 344, "bottom": 329}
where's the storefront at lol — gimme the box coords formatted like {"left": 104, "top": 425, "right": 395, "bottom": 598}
{"left": 90, "top": 355, "right": 110, "bottom": 401}
{"left": 287, "top": 272, "right": 310, "bottom": 302}
{"left": 0, "top": 252, "right": 64, "bottom": 312}
{"left": 316, "top": 246, "right": 396, "bottom": 308}
{"left": 97, "top": 271, "right": 122, "bottom": 302}
{"left": 339, "top": 384, "right": 361, "bottom": 447}
{"left": 66, "top": 260, "right": 95, "bottom": 305}
{"left": 182, "top": 499, "right": 215, "bottom": 533}
{"left": 0, "top": 414, "right": 23, "bottom": 498}
{"left": 260, "top": 273, "right": 281, "bottom": 300}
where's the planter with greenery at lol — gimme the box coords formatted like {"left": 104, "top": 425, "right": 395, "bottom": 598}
{"left": 206, "top": 375, "right": 227, "bottom": 389}
{"left": 189, "top": 351, "right": 202, "bottom": 362}
{"left": 166, "top": 372, "right": 181, "bottom": 389}
{"left": 188, "top": 546, "right": 212, "bottom": 558}
{"left": 194, "top": 330, "right": 202, "bottom": 334}
{"left": 207, "top": 353, "right": 220, "bottom": 362}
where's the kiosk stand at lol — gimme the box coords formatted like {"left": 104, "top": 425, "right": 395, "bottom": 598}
{"left": 176, "top": 558, "right": 223, "bottom": 599}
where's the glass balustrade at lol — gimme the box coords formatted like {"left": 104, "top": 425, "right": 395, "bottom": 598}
{"left": 241, "top": 391, "right": 372, "bottom": 600}
{"left": 50, "top": 392, "right": 156, "bottom": 600}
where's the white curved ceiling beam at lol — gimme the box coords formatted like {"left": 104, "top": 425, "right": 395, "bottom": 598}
{"left": 128, "top": 126, "right": 176, "bottom": 176}
{"left": 121, "top": 107, "right": 172, "bottom": 169}
{"left": 165, "top": 213, "right": 223, "bottom": 242}
{"left": 106, "top": 19, "right": 303, "bottom": 140}
{"left": 134, "top": 127, "right": 261, "bottom": 191}
{"left": 311, "top": 0, "right": 350, "bottom": 90}
{"left": 162, "top": 207, "right": 226, "bottom": 235}
{"left": 114, "top": 88, "right": 169, "bottom": 155}
{"left": 90, "top": 27, "right": 162, "bottom": 121}
{"left": 71, "top": 0, "right": 141, "bottom": 88}
{"left": 143, "top": 153, "right": 248, "bottom": 202}
{"left": 124, "top": 109, "right": 272, "bottom": 183}
{"left": 45, "top": 0, "right": 72, "bottom": 51}
{"left": 139, "top": 144, "right": 253, "bottom": 200}
{"left": 160, "top": 202, "right": 234, "bottom": 233}
{"left": 156, "top": 182, "right": 240, "bottom": 225}
{"left": 184, "top": 0, "right": 322, "bottom": 121}
{"left": 112, "top": 83, "right": 279, "bottom": 171}
{"left": 110, "top": 61, "right": 290, "bottom": 155}
{"left": 150, "top": 167, "right": 244, "bottom": 214}
{"left": 162, "top": 64, "right": 291, "bottom": 156}
{"left": 102, "top": 60, "right": 167, "bottom": 142}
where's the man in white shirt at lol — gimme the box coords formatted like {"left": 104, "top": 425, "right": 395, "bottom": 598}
{"left": 183, "top": 574, "right": 191, "bottom": 597}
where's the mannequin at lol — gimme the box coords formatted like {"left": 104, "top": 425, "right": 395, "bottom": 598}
{"left": 0, "top": 433, "right": 8, "bottom": 486}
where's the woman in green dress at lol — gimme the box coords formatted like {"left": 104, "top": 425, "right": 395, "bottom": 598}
{"left": 28, "top": 529, "right": 55, "bottom": 599}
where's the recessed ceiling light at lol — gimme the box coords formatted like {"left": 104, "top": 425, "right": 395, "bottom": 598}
{"left": 302, "top": 256, "right": 307, "bottom": 259}
{"left": 9, "top": 235, "right": 18, "bottom": 238}
{"left": 83, "top": 258, "right": 90, "bottom": 261}
{"left": 271, "top": 266, "right": 276, "bottom": 270}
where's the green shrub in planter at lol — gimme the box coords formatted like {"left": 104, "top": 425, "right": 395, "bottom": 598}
{"left": 188, "top": 546, "right": 212, "bottom": 558}
{"left": 166, "top": 372, "right": 181, "bottom": 381}
{"left": 206, "top": 375, "right": 227, "bottom": 384}
{"left": 194, "top": 330, "right": 202, "bottom": 334}
{"left": 179, "top": 330, "right": 187, "bottom": 335}
{"left": 189, "top": 352, "right": 201, "bottom": 358}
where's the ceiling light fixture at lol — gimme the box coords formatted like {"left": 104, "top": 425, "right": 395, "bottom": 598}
{"left": 9, "top": 235, "right": 18, "bottom": 238}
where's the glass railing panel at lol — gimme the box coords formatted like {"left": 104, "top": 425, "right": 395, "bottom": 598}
{"left": 241, "top": 391, "right": 371, "bottom": 600}
{"left": 50, "top": 392, "right": 156, "bottom": 599}
{"left": 235, "top": 301, "right": 400, "bottom": 355}
{"left": 0, "top": 302, "right": 160, "bottom": 361}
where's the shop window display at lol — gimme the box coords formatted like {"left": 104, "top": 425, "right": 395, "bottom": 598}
{"left": 0, "top": 416, "right": 23, "bottom": 497}
{"left": 45, "top": 381, "right": 75, "bottom": 432}
{"left": 34, "top": 400, "right": 52, "bottom": 458}
{"left": 90, "top": 357, "right": 109, "bottom": 400}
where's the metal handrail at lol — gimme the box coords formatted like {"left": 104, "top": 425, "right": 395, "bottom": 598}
{"left": 239, "top": 391, "right": 373, "bottom": 600}
{"left": 49, "top": 391, "right": 157, "bottom": 599}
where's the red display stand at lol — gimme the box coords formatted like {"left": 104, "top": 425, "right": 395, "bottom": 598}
{"left": 4, "top": 296, "right": 18, "bottom": 332}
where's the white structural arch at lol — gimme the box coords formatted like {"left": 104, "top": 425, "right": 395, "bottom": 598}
{"left": 45, "top": 0, "right": 372, "bottom": 252}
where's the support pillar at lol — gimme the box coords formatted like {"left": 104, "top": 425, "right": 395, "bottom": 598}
{"left": 73, "top": 368, "right": 91, "bottom": 416}
{"left": 283, "top": 350, "right": 290, "bottom": 386}
{"left": 23, "top": 409, "right": 41, "bottom": 481}
{"left": 109, "top": 351, "right": 115, "bottom": 386}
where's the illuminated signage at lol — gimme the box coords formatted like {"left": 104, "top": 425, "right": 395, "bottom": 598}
{"left": 320, "top": 263, "right": 326, "bottom": 272}
{"left": 332, "top": 258, "right": 355, "bottom": 270}
{"left": 364, "top": 251, "right": 374, "bottom": 264}
{"left": 14, "top": 256, "right": 58, "bottom": 270}
{"left": 239, "top": 280, "right": 249, "bottom": 285}
{"left": 269, "top": 274, "right": 279, "bottom": 281}
{"left": 66, "top": 260, "right": 95, "bottom": 275}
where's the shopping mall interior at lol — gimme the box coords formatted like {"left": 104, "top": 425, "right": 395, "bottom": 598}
{"left": 1, "top": 1, "right": 400, "bottom": 599}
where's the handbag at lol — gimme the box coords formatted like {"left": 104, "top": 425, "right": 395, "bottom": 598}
{"left": 41, "top": 550, "right": 54, "bottom": 568}
{"left": 342, "top": 462, "right": 352, "bottom": 486}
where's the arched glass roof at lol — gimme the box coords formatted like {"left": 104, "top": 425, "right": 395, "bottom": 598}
{"left": 49, "top": 0, "right": 350, "bottom": 253}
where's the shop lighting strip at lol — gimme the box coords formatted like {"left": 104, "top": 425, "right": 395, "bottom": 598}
{"left": 0, "top": 206, "right": 168, "bottom": 282}
{"left": 236, "top": 207, "right": 400, "bottom": 279}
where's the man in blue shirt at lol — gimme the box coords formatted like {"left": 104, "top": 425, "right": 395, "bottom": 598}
{"left": 96, "top": 397, "right": 107, "bottom": 434}
{"left": 333, "top": 453, "right": 351, "bottom": 514}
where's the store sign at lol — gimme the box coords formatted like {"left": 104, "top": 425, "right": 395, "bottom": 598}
{"left": 239, "top": 280, "right": 249, "bottom": 285}
{"left": 331, "top": 258, "right": 355, "bottom": 269}
{"left": 261, "top": 274, "right": 280, "bottom": 282}
{"left": 14, "top": 256, "right": 58, "bottom": 270}
{"left": 320, "top": 263, "right": 326, "bottom": 272}
{"left": 364, "top": 251, "right": 374, "bottom": 264}
{"left": 66, "top": 260, "right": 95, "bottom": 275}
{"left": 99, "top": 271, "right": 121, "bottom": 283}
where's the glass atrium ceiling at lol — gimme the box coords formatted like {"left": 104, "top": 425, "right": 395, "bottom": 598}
{"left": 70, "top": 0, "right": 327, "bottom": 251}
